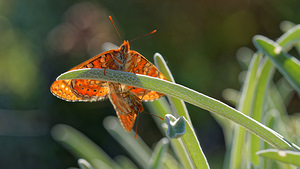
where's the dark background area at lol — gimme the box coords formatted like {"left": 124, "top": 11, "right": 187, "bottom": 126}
{"left": 0, "top": 0, "right": 300, "bottom": 168}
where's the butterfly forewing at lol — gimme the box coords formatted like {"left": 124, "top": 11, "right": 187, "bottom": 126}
{"left": 70, "top": 49, "right": 121, "bottom": 70}
{"left": 50, "top": 49, "right": 120, "bottom": 102}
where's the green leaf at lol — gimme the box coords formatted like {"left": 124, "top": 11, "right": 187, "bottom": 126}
{"left": 153, "top": 53, "right": 203, "bottom": 168}
{"left": 249, "top": 56, "right": 274, "bottom": 166}
{"left": 277, "top": 24, "right": 300, "bottom": 50}
{"left": 57, "top": 68, "right": 296, "bottom": 150}
{"left": 180, "top": 115, "right": 210, "bottom": 169}
{"left": 279, "top": 23, "right": 300, "bottom": 57}
{"left": 280, "top": 21, "right": 296, "bottom": 33}
{"left": 103, "top": 116, "right": 181, "bottom": 169}
{"left": 114, "top": 156, "right": 138, "bottom": 169}
{"left": 268, "top": 82, "right": 289, "bottom": 117}
{"left": 145, "top": 99, "right": 193, "bottom": 169}
{"left": 154, "top": 53, "right": 192, "bottom": 123}
{"left": 276, "top": 78, "right": 294, "bottom": 105}
{"left": 254, "top": 35, "right": 300, "bottom": 93}
{"left": 257, "top": 149, "right": 300, "bottom": 166}
{"left": 247, "top": 25, "right": 300, "bottom": 167}
{"left": 229, "top": 52, "right": 262, "bottom": 169}
{"left": 147, "top": 138, "right": 169, "bottom": 169}
{"left": 144, "top": 98, "right": 174, "bottom": 134}
{"left": 78, "top": 159, "right": 94, "bottom": 169}
{"left": 222, "top": 88, "right": 240, "bottom": 106}
{"left": 237, "top": 52, "right": 262, "bottom": 114}
{"left": 51, "top": 124, "right": 120, "bottom": 169}
{"left": 103, "top": 116, "right": 152, "bottom": 169}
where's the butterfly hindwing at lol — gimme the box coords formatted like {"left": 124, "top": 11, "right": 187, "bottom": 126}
{"left": 108, "top": 83, "right": 143, "bottom": 131}
{"left": 127, "top": 51, "right": 167, "bottom": 101}
{"left": 116, "top": 111, "right": 138, "bottom": 132}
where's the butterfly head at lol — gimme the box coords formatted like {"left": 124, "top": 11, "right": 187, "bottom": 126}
{"left": 120, "top": 40, "right": 130, "bottom": 55}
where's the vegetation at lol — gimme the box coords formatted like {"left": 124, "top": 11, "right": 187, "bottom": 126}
{"left": 54, "top": 21, "right": 300, "bottom": 169}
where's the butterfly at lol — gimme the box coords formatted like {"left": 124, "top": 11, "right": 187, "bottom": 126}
{"left": 50, "top": 16, "right": 167, "bottom": 132}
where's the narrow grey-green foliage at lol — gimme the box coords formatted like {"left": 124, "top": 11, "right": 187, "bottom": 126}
{"left": 114, "top": 156, "right": 138, "bottom": 169}
{"left": 153, "top": 53, "right": 208, "bottom": 169}
{"left": 78, "top": 159, "right": 94, "bottom": 169}
{"left": 51, "top": 124, "right": 120, "bottom": 169}
{"left": 254, "top": 36, "right": 300, "bottom": 93}
{"left": 147, "top": 138, "right": 169, "bottom": 169}
{"left": 154, "top": 53, "right": 191, "bottom": 123}
{"left": 257, "top": 149, "right": 300, "bottom": 167}
{"left": 227, "top": 23, "right": 300, "bottom": 169}
{"left": 103, "top": 116, "right": 152, "bottom": 169}
{"left": 229, "top": 52, "right": 262, "bottom": 169}
{"left": 52, "top": 22, "right": 300, "bottom": 169}
{"left": 145, "top": 99, "right": 194, "bottom": 169}
{"left": 57, "top": 67, "right": 295, "bottom": 150}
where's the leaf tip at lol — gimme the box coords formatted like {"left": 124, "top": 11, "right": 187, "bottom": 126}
{"left": 165, "top": 114, "right": 186, "bottom": 139}
{"left": 278, "top": 150, "right": 287, "bottom": 157}
{"left": 78, "top": 159, "right": 94, "bottom": 169}
{"left": 274, "top": 46, "right": 282, "bottom": 54}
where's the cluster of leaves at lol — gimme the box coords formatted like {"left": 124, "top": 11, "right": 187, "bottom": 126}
{"left": 52, "top": 21, "right": 300, "bottom": 169}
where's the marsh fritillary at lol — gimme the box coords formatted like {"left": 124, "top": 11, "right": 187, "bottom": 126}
{"left": 50, "top": 16, "right": 167, "bottom": 132}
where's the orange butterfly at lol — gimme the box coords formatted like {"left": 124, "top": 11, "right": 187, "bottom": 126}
{"left": 50, "top": 16, "right": 167, "bottom": 132}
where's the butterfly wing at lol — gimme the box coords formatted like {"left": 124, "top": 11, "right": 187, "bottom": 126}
{"left": 51, "top": 50, "right": 120, "bottom": 102}
{"left": 108, "top": 83, "right": 143, "bottom": 131}
{"left": 116, "top": 111, "right": 138, "bottom": 132}
{"left": 51, "top": 79, "right": 109, "bottom": 102}
{"left": 127, "top": 51, "right": 167, "bottom": 101}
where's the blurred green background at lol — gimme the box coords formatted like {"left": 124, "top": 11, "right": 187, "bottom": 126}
{"left": 1, "top": 0, "right": 300, "bottom": 168}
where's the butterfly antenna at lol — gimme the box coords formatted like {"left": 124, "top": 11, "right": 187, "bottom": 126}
{"left": 143, "top": 111, "right": 164, "bottom": 120}
{"left": 109, "top": 16, "right": 123, "bottom": 41}
{"left": 135, "top": 113, "right": 140, "bottom": 140}
{"left": 130, "top": 30, "right": 157, "bottom": 43}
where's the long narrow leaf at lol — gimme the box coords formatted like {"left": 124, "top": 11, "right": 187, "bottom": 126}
{"left": 145, "top": 99, "right": 193, "bottom": 169}
{"left": 57, "top": 68, "right": 296, "bottom": 150}
{"left": 229, "top": 52, "right": 262, "bottom": 169}
{"left": 154, "top": 53, "right": 191, "bottom": 122}
{"left": 181, "top": 116, "right": 210, "bottom": 169}
{"left": 257, "top": 149, "right": 300, "bottom": 166}
{"left": 254, "top": 36, "right": 300, "bottom": 93}
{"left": 250, "top": 56, "right": 274, "bottom": 166}
{"left": 277, "top": 25, "right": 300, "bottom": 50}
{"left": 78, "top": 159, "right": 94, "bottom": 169}
{"left": 147, "top": 138, "right": 169, "bottom": 169}
{"left": 103, "top": 116, "right": 151, "bottom": 169}
{"left": 153, "top": 53, "right": 208, "bottom": 169}
{"left": 114, "top": 156, "right": 138, "bottom": 169}
{"left": 51, "top": 124, "right": 120, "bottom": 169}
{"left": 247, "top": 24, "right": 300, "bottom": 167}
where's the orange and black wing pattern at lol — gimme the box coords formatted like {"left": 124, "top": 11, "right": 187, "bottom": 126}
{"left": 50, "top": 50, "right": 119, "bottom": 102}
{"left": 108, "top": 84, "right": 143, "bottom": 131}
{"left": 127, "top": 50, "right": 168, "bottom": 101}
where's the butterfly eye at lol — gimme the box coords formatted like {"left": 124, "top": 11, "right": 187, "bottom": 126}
{"left": 121, "top": 45, "right": 125, "bottom": 51}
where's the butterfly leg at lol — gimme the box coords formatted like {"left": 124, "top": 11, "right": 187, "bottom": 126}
{"left": 104, "top": 68, "right": 107, "bottom": 75}
{"left": 140, "top": 90, "right": 147, "bottom": 100}
{"left": 103, "top": 60, "right": 114, "bottom": 75}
